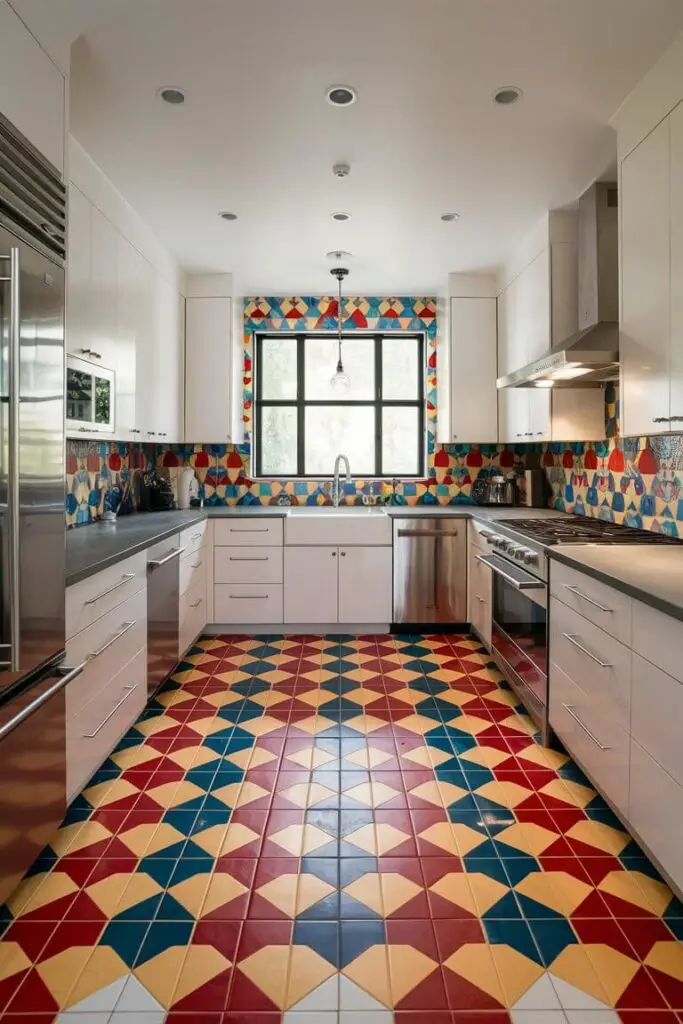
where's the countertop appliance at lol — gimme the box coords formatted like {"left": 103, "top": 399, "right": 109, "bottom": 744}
{"left": 147, "top": 537, "right": 184, "bottom": 695}
{"left": 0, "top": 113, "right": 85, "bottom": 906}
{"left": 497, "top": 182, "right": 619, "bottom": 389}
{"left": 522, "top": 469, "right": 550, "bottom": 508}
{"left": 177, "top": 467, "right": 198, "bottom": 509}
{"left": 485, "top": 475, "right": 516, "bottom": 506}
{"left": 393, "top": 517, "right": 467, "bottom": 626}
{"left": 139, "top": 467, "right": 176, "bottom": 512}
{"left": 476, "top": 515, "right": 681, "bottom": 743}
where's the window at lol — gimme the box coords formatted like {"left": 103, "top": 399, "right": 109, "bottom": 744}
{"left": 254, "top": 333, "right": 425, "bottom": 478}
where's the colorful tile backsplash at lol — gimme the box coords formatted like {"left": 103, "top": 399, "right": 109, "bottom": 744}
{"left": 65, "top": 296, "right": 683, "bottom": 537}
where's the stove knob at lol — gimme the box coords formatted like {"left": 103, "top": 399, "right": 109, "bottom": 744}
{"left": 495, "top": 538, "right": 509, "bottom": 551}
{"left": 514, "top": 547, "right": 526, "bottom": 560}
{"left": 507, "top": 545, "right": 520, "bottom": 557}
{"left": 523, "top": 550, "right": 539, "bottom": 566}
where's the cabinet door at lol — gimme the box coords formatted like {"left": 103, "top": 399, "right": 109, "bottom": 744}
{"left": 671, "top": 101, "right": 683, "bottom": 426}
{"left": 499, "top": 388, "right": 529, "bottom": 443}
{"left": 133, "top": 250, "right": 154, "bottom": 437}
{"left": 338, "top": 546, "right": 392, "bottom": 624}
{"left": 284, "top": 547, "right": 338, "bottom": 623}
{"left": 186, "top": 297, "right": 233, "bottom": 443}
{"left": 620, "top": 118, "right": 671, "bottom": 435}
{"left": 151, "top": 276, "right": 183, "bottom": 443}
{"left": 449, "top": 298, "right": 498, "bottom": 443}
{"left": 66, "top": 184, "right": 91, "bottom": 357}
{"left": 115, "top": 234, "right": 137, "bottom": 440}
{"left": 89, "top": 208, "right": 119, "bottom": 371}
{"left": 0, "top": 1, "right": 65, "bottom": 172}
{"left": 519, "top": 250, "right": 551, "bottom": 361}
{"left": 528, "top": 389, "right": 551, "bottom": 442}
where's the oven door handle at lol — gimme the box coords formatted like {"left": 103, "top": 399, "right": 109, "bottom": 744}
{"left": 475, "top": 553, "right": 545, "bottom": 590}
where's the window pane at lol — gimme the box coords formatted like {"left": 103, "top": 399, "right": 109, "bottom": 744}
{"left": 260, "top": 406, "right": 298, "bottom": 475}
{"left": 305, "top": 336, "right": 374, "bottom": 400}
{"left": 261, "top": 337, "right": 297, "bottom": 399}
{"left": 305, "top": 406, "right": 375, "bottom": 476}
{"left": 382, "top": 406, "right": 420, "bottom": 475}
{"left": 382, "top": 336, "right": 420, "bottom": 399}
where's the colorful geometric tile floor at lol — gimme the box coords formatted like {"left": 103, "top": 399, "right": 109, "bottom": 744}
{"left": 2, "top": 634, "right": 683, "bottom": 1024}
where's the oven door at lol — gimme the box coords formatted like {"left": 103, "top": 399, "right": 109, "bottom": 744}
{"left": 66, "top": 355, "right": 115, "bottom": 434}
{"left": 476, "top": 552, "right": 548, "bottom": 731}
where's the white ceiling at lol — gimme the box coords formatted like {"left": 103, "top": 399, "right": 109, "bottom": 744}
{"left": 14, "top": 0, "right": 683, "bottom": 294}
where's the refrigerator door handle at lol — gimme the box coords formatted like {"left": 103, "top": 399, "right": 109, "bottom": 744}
{"left": 0, "top": 248, "right": 22, "bottom": 672}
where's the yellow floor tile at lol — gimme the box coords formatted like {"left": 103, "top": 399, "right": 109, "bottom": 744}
{"left": 238, "top": 945, "right": 290, "bottom": 1009}
{"left": 443, "top": 943, "right": 505, "bottom": 1005}
{"left": 387, "top": 943, "right": 439, "bottom": 1004}
{"left": 342, "top": 945, "right": 392, "bottom": 1007}
{"left": 172, "top": 945, "right": 232, "bottom": 1005}
{"left": 285, "top": 946, "right": 336, "bottom": 1008}
{"left": 135, "top": 946, "right": 188, "bottom": 1008}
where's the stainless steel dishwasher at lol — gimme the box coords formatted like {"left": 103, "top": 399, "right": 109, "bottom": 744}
{"left": 147, "top": 535, "right": 185, "bottom": 696}
{"left": 393, "top": 517, "right": 467, "bottom": 626}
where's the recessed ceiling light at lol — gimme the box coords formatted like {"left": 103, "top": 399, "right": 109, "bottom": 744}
{"left": 157, "top": 86, "right": 186, "bottom": 105}
{"left": 441, "top": 212, "right": 460, "bottom": 222}
{"left": 332, "top": 212, "right": 351, "bottom": 221}
{"left": 493, "top": 86, "right": 522, "bottom": 105}
{"left": 326, "top": 85, "right": 357, "bottom": 107}
{"left": 218, "top": 211, "right": 238, "bottom": 221}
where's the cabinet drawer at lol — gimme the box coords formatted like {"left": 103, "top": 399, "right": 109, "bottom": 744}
{"left": 67, "top": 552, "right": 146, "bottom": 640}
{"left": 180, "top": 547, "right": 208, "bottom": 596}
{"left": 66, "top": 588, "right": 147, "bottom": 717}
{"left": 550, "top": 600, "right": 631, "bottom": 734}
{"left": 179, "top": 578, "right": 207, "bottom": 657}
{"left": 180, "top": 519, "right": 208, "bottom": 557}
{"left": 631, "top": 653, "right": 683, "bottom": 787}
{"left": 214, "top": 518, "right": 283, "bottom": 547}
{"left": 629, "top": 738, "right": 683, "bottom": 894}
{"left": 67, "top": 648, "right": 147, "bottom": 802}
{"left": 549, "top": 662, "right": 630, "bottom": 816}
{"left": 550, "top": 561, "right": 632, "bottom": 644}
{"left": 632, "top": 600, "right": 683, "bottom": 685}
{"left": 214, "top": 584, "right": 283, "bottom": 623}
{"left": 469, "top": 548, "right": 491, "bottom": 648}
{"left": 215, "top": 546, "right": 283, "bottom": 585}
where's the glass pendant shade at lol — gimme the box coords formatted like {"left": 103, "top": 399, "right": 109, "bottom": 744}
{"left": 329, "top": 359, "right": 350, "bottom": 394}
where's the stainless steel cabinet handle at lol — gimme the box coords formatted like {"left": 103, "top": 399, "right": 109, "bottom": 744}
{"left": 90, "top": 350, "right": 102, "bottom": 359}
{"left": 331, "top": 551, "right": 337, "bottom": 557}
{"left": 191, "top": 532, "right": 203, "bottom": 539}
{"left": 229, "top": 556, "right": 268, "bottom": 562}
{"left": 670, "top": 415, "right": 683, "bottom": 422}
{"left": 0, "top": 662, "right": 87, "bottom": 742}
{"left": 562, "top": 632, "right": 613, "bottom": 668}
{"left": 190, "top": 598, "right": 203, "bottom": 609}
{"left": 562, "top": 703, "right": 611, "bottom": 751}
{"left": 77, "top": 347, "right": 92, "bottom": 356}
{"left": 397, "top": 529, "right": 459, "bottom": 538}
{"left": 148, "top": 546, "right": 186, "bottom": 569}
{"left": 562, "top": 583, "right": 613, "bottom": 612}
{"left": 190, "top": 561, "right": 202, "bottom": 569}
{"left": 147, "top": 431, "right": 157, "bottom": 436}
{"left": 341, "top": 551, "right": 346, "bottom": 557}
{"left": 230, "top": 594, "right": 268, "bottom": 599}
{"left": 476, "top": 554, "right": 544, "bottom": 590}
{"left": 475, "top": 595, "right": 486, "bottom": 603}
{"left": 88, "top": 621, "right": 136, "bottom": 661}
{"left": 130, "top": 429, "right": 141, "bottom": 434}
{"left": 652, "top": 417, "right": 671, "bottom": 423}
{"left": 84, "top": 685, "right": 137, "bottom": 738}
{"left": 84, "top": 573, "right": 136, "bottom": 605}
{"left": 229, "top": 528, "right": 269, "bottom": 532}
{"left": 2, "top": 249, "right": 20, "bottom": 670}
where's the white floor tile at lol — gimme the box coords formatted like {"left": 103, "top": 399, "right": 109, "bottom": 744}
{"left": 286, "top": 974, "right": 339, "bottom": 1012}
{"left": 511, "top": 1012, "right": 568, "bottom": 1024}
{"left": 513, "top": 973, "right": 563, "bottom": 1011}
{"left": 549, "top": 974, "right": 610, "bottom": 1011}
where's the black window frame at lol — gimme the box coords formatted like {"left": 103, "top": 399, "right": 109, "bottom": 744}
{"left": 253, "top": 331, "right": 426, "bottom": 479}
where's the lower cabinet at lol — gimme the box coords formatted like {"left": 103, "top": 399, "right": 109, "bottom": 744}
{"left": 467, "top": 524, "right": 492, "bottom": 649}
{"left": 284, "top": 545, "right": 392, "bottom": 625}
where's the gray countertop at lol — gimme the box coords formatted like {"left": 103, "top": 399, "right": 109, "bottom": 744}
{"left": 549, "top": 544, "right": 683, "bottom": 623}
{"left": 64, "top": 503, "right": 567, "bottom": 588}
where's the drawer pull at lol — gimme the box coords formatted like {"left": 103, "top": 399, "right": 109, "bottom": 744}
{"left": 562, "top": 703, "right": 611, "bottom": 751}
{"left": 563, "top": 584, "right": 613, "bottom": 612}
{"left": 229, "top": 528, "right": 270, "bottom": 532}
{"left": 563, "top": 632, "right": 613, "bottom": 668}
{"left": 475, "top": 595, "right": 486, "bottom": 603}
{"left": 230, "top": 594, "right": 268, "bottom": 600}
{"left": 190, "top": 561, "right": 202, "bottom": 569}
{"left": 190, "top": 598, "right": 203, "bottom": 609}
{"left": 88, "top": 621, "right": 136, "bottom": 660}
{"left": 229, "top": 556, "right": 269, "bottom": 562}
{"left": 84, "top": 573, "right": 136, "bottom": 605}
{"left": 84, "top": 685, "right": 137, "bottom": 738}
{"left": 191, "top": 532, "right": 203, "bottom": 539}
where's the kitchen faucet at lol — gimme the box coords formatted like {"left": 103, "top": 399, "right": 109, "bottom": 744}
{"left": 332, "top": 453, "right": 351, "bottom": 507}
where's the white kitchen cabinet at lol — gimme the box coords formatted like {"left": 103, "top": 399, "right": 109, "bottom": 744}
{"left": 149, "top": 275, "right": 183, "bottom": 443}
{"left": 338, "top": 546, "right": 392, "bottom": 624}
{"left": 284, "top": 546, "right": 338, "bottom": 623}
{"left": 89, "top": 207, "right": 120, "bottom": 371}
{"left": 449, "top": 297, "right": 498, "bottom": 443}
{"left": 66, "top": 184, "right": 92, "bottom": 358}
{"left": 115, "top": 234, "right": 138, "bottom": 440}
{"left": 620, "top": 117, "right": 671, "bottom": 435}
{"left": 670, "top": 100, "right": 683, "bottom": 425}
{"left": 133, "top": 249, "right": 155, "bottom": 438}
{"left": 0, "top": 0, "right": 65, "bottom": 173}
{"left": 467, "top": 522, "right": 492, "bottom": 650}
{"left": 186, "top": 295, "right": 234, "bottom": 443}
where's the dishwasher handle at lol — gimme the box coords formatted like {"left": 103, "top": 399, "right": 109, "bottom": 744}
{"left": 148, "top": 546, "right": 186, "bottom": 569}
{"left": 397, "top": 528, "right": 459, "bottom": 538}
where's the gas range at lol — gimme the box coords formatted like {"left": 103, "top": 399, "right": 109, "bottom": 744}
{"left": 480, "top": 516, "right": 681, "bottom": 583}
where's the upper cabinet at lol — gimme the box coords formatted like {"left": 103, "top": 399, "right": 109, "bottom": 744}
{"left": 185, "top": 275, "right": 241, "bottom": 445}
{"left": 446, "top": 283, "right": 498, "bottom": 444}
{"left": 0, "top": 0, "right": 65, "bottom": 173}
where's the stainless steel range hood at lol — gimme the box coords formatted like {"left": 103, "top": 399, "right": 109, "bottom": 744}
{"left": 497, "top": 182, "right": 619, "bottom": 389}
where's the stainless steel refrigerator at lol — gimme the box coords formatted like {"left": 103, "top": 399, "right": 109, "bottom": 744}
{"left": 0, "top": 114, "right": 84, "bottom": 907}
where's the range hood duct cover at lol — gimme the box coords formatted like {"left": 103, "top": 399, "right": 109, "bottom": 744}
{"left": 497, "top": 182, "right": 619, "bottom": 388}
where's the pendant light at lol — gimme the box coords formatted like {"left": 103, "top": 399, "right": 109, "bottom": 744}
{"left": 329, "top": 266, "right": 350, "bottom": 395}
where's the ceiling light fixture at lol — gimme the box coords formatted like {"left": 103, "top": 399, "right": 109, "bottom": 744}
{"left": 330, "top": 266, "right": 350, "bottom": 395}
{"left": 326, "top": 85, "right": 357, "bottom": 107}
{"left": 332, "top": 212, "right": 351, "bottom": 221}
{"left": 326, "top": 249, "right": 353, "bottom": 261}
{"left": 218, "top": 212, "right": 238, "bottom": 221}
{"left": 441, "top": 212, "right": 460, "bottom": 222}
{"left": 157, "top": 86, "right": 186, "bottom": 105}
{"left": 493, "top": 86, "right": 522, "bottom": 105}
